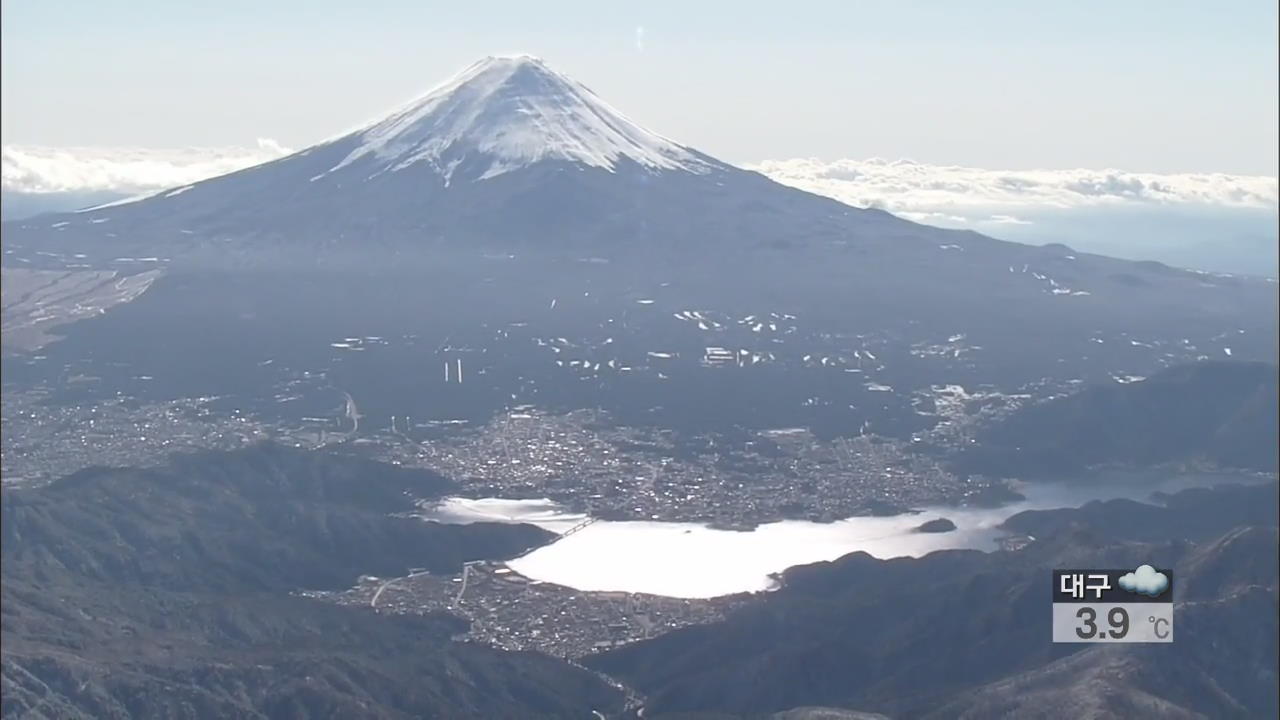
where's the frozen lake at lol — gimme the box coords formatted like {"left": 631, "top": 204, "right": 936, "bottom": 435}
{"left": 423, "top": 473, "right": 1249, "bottom": 598}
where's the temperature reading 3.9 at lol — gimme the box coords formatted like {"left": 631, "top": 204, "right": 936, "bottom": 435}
{"left": 1053, "top": 567, "right": 1173, "bottom": 643}
{"left": 1074, "top": 606, "right": 1131, "bottom": 640}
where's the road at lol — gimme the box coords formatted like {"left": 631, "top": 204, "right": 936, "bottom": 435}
{"left": 369, "top": 570, "right": 428, "bottom": 608}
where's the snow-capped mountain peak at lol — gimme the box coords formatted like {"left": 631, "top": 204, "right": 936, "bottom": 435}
{"left": 321, "top": 54, "right": 714, "bottom": 183}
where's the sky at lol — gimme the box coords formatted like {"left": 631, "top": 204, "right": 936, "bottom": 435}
{"left": 2, "top": 0, "right": 1277, "bottom": 175}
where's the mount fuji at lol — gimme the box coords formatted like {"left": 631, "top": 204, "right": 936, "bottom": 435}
{"left": 2, "top": 55, "right": 1275, "bottom": 411}
{"left": 319, "top": 54, "right": 716, "bottom": 183}
{"left": 3, "top": 54, "right": 921, "bottom": 267}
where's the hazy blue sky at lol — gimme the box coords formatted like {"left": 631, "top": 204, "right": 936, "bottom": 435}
{"left": 2, "top": 0, "right": 1276, "bottom": 174}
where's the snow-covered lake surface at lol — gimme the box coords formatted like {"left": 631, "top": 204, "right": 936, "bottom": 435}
{"left": 422, "top": 473, "right": 1252, "bottom": 599}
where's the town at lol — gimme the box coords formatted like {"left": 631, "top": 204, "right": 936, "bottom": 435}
{"left": 362, "top": 404, "right": 1023, "bottom": 527}
{"left": 3, "top": 379, "right": 1025, "bottom": 528}
{"left": 316, "top": 560, "right": 749, "bottom": 660}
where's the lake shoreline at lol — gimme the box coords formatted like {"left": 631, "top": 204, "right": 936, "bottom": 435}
{"left": 417, "top": 469, "right": 1271, "bottom": 599}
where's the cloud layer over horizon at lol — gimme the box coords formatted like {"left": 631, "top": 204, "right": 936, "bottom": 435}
{"left": 2, "top": 145, "right": 1275, "bottom": 276}
{"left": 748, "top": 157, "right": 1278, "bottom": 227}
{"left": 1, "top": 141, "right": 293, "bottom": 195}
{"left": 6, "top": 145, "right": 1275, "bottom": 223}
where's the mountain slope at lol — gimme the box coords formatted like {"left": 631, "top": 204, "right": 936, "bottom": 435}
{"left": 1, "top": 580, "right": 621, "bottom": 720}
{"left": 999, "top": 481, "right": 1280, "bottom": 542}
{"left": 0, "top": 444, "right": 622, "bottom": 719}
{"left": 925, "top": 527, "right": 1279, "bottom": 720}
{"left": 1, "top": 443, "right": 552, "bottom": 593}
{"left": 3, "top": 56, "right": 1272, "bottom": 343}
{"left": 955, "top": 361, "right": 1279, "bottom": 477}
{"left": 0, "top": 57, "right": 1267, "bottom": 287}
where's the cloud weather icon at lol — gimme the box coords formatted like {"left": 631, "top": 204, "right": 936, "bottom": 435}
{"left": 1117, "top": 565, "right": 1169, "bottom": 597}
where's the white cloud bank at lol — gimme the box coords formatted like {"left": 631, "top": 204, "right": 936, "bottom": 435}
{"left": 3, "top": 145, "right": 1273, "bottom": 274}
{"left": 4, "top": 145, "right": 1275, "bottom": 220}
{"left": 2, "top": 140, "right": 293, "bottom": 194}
{"left": 742, "top": 159, "right": 1276, "bottom": 277}
{"left": 748, "top": 158, "right": 1279, "bottom": 222}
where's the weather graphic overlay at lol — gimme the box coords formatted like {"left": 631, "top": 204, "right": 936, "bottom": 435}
{"left": 1052, "top": 566, "right": 1173, "bottom": 643}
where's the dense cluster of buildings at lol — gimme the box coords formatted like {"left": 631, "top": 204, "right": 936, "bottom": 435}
{"left": 4, "top": 379, "right": 1019, "bottom": 525}
{"left": 0, "top": 389, "right": 281, "bottom": 485}
{"left": 365, "top": 407, "right": 1012, "bottom": 527}
{"left": 320, "top": 560, "right": 745, "bottom": 660}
